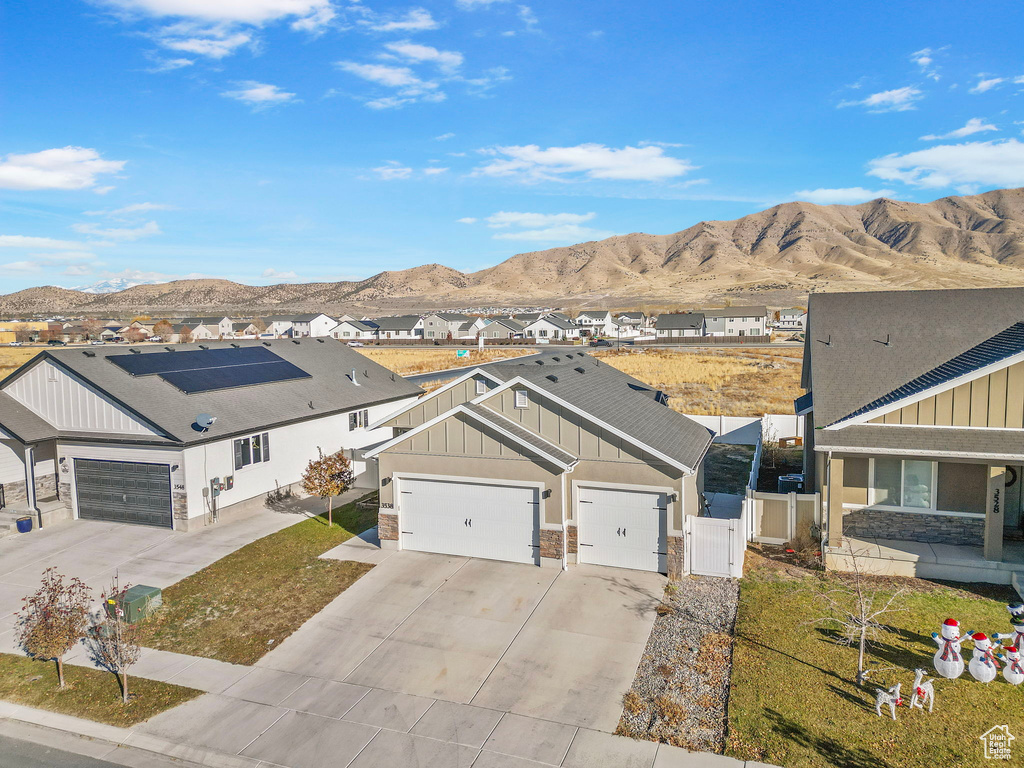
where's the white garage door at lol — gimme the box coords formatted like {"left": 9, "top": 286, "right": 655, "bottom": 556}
{"left": 577, "top": 487, "right": 667, "bottom": 572}
{"left": 399, "top": 477, "right": 540, "bottom": 564}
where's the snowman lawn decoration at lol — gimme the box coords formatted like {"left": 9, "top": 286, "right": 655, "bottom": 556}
{"left": 931, "top": 618, "right": 965, "bottom": 679}
{"left": 967, "top": 632, "right": 1000, "bottom": 683}
{"left": 993, "top": 602, "right": 1024, "bottom": 651}
{"left": 997, "top": 645, "right": 1024, "bottom": 686}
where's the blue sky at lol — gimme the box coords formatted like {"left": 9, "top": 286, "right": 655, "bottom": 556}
{"left": 3, "top": 0, "right": 1024, "bottom": 293}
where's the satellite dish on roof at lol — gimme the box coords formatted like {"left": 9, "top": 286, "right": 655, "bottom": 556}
{"left": 195, "top": 413, "right": 217, "bottom": 431}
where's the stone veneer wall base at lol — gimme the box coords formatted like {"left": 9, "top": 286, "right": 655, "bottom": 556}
{"left": 842, "top": 508, "right": 984, "bottom": 546}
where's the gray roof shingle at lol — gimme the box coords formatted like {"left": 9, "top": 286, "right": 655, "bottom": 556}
{"left": 815, "top": 424, "right": 1024, "bottom": 459}
{"left": 656, "top": 313, "right": 704, "bottom": 330}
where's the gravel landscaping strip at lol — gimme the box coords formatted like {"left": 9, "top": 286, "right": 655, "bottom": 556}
{"left": 616, "top": 575, "right": 739, "bottom": 753}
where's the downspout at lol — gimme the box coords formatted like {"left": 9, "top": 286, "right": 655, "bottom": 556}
{"left": 561, "top": 464, "right": 576, "bottom": 571}
{"left": 823, "top": 450, "right": 832, "bottom": 552}
{"left": 23, "top": 444, "right": 38, "bottom": 522}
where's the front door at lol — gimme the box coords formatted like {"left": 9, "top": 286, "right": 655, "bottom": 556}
{"left": 1005, "top": 465, "right": 1024, "bottom": 540}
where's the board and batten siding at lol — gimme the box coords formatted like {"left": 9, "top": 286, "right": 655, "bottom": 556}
{"left": 383, "top": 377, "right": 485, "bottom": 430}
{"left": 867, "top": 362, "right": 1024, "bottom": 428}
{"left": 5, "top": 360, "right": 159, "bottom": 436}
{"left": 0, "top": 439, "right": 25, "bottom": 485}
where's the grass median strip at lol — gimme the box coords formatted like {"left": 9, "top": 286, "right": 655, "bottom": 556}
{"left": 0, "top": 652, "right": 202, "bottom": 726}
{"left": 138, "top": 495, "right": 377, "bottom": 665}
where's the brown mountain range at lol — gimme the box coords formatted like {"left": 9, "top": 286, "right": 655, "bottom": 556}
{"left": 5, "top": 187, "right": 1024, "bottom": 317}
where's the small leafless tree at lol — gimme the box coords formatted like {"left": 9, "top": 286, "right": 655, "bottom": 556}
{"left": 179, "top": 326, "right": 194, "bottom": 344}
{"left": 124, "top": 327, "right": 147, "bottom": 344}
{"left": 809, "top": 539, "right": 907, "bottom": 686}
{"left": 15, "top": 568, "right": 92, "bottom": 689}
{"left": 761, "top": 421, "right": 783, "bottom": 469}
{"left": 89, "top": 576, "right": 142, "bottom": 703}
{"left": 81, "top": 319, "right": 104, "bottom": 340}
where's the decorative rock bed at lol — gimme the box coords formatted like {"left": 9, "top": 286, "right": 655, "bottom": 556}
{"left": 616, "top": 575, "right": 739, "bottom": 752}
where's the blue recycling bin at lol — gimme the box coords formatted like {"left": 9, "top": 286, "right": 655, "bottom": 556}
{"left": 16, "top": 517, "right": 32, "bottom": 533}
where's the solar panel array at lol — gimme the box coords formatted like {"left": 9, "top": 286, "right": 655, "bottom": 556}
{"left": 108, "top": 346, "right": 311, "bottom": 394}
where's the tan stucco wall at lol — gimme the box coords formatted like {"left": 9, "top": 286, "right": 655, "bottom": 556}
{"left": 867, "top": 363, "right": 1024, "bottom": 429}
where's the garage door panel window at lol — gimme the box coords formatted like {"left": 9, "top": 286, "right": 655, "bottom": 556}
{"left": 234, "top": 432, "right": 270, "bottom": 471}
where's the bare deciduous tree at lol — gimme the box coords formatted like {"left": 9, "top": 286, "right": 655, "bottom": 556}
{"left": 81, "top": 319, "right": 104, "bottom": 340}
{"left": 89, "top": 576, "right": 142, "bottom": 703}
{"left": 761, "top": 421, "right": 783, "bottom": 470}
{"left": 124, "top": 327, "right": 147, "bottom": 344}
{"left": 301, "top": 448, "right": 355, "bottom": 527}
{"left": 179, "top": 326, "right": 194, "bottom": 344}
{"left": 15, "top": 568, "right": 92, "bottom": 689}
{"left": 809, "top": 539, "right": 907, "bottom": 686}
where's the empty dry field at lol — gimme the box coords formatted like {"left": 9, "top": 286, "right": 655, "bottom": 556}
{"left": 355, "top": 347, "right": 532, "bottom": 376}
{"left": 593, "top": 347, "right": 803, "bottom": 416}
{"left": 0, "top": 347, "right": 39, "bottom": 379}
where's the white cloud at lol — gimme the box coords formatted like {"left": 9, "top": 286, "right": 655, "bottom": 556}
{"left": 455, "top": 0, "right": 509, "bottom": 7}
{"left": 363, "top": 8, "right": 439, "bottom": 32}
{"left": 337, "top": 60, "right": 443, "bottom": 107}
{"left": 63, "top": 264, "right": 94, "bottom": 276}
{"left": 222, "top": 81, "right": 297, "bottom": 107}
{"left": 868, "top": 138, "right": 1024, "bottom": 189}
{"left": 492, "top": 224, "right": 616, "bottom": 242}
{"left": 372, "top": 161, "right": 414, "bottom": 180}
{"left": 147, "top": 57, "right": 195, "bottom": 71}
{"left": 838, "top": 86, "right": 923, "bottom": 112}
{"left": 970, "top": 76, "right": 1004, "bottom": 94}
{"left": 457, "top": 217, "right": 478, "bottom": 223}
{"left": 793, "top": 187, "right": 895, "bottom": 205}
{"left": 261, "top": 267, "right": 298, "bottom": 280}
{"left": 435, "top": 132, "right": 455, "bottom": 141}
{"left": 72, "top": 221, "right": 162, "bottom": 241}
{"left": 99, "top": 0, "right": 334, "bottom": 26}
{"left": 485, "top": 211, "right": 597, "bottom": 228}
{"left": 921, "top": 117, "right": 998, "bottom": 141}
{"left": 1, "top": 261, "right": 44, "bottom": 273}
{"left": 517, "top": 5, "right": 538, "bottom": 29}
{"left": 383, "top": 40, "right": 463, "bottom": 73}
{"left": 423, "top": 167, "right": 449, "bottom": 175}
{"left": 0, "top": 235, "right": 94, "bottom": 250}
{"left": 0, "top": 147, "right": 125, "bottom": 191}
{"left": 85, "top": 202, "right": 175, "bottom": 216}
{"left": 474, "top": 143, "right": 696, "bottom": 182}
{"left": 910, "top": 47, "right": 941, "bottom": 80}
{"left": 157, "top": 26, "right": 253, "bottom": 58}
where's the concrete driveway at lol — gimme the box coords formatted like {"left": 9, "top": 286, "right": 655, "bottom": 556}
{"left": 0, "top": 504, "right": 306, "bottom": 654}
{"left": 256, "top": 552, "right": 665, "bottom": 732}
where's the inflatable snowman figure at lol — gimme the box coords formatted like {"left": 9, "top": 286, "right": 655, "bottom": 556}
{"left": 968, "top": 632, "right": 1000, "bottom": 683}
{"left": 931, "top": 618, "right": 965, "bottom": 679}
{"left": 993, "top": 602, "right": 1024, "bottom": 650}
{"left": 998, "top": 646, "right": 1024, "bottom": 686}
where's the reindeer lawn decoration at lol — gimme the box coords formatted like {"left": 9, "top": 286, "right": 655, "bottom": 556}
{"left": 874, "top": 682, "right": 902, "bottom": 720}
{"left": 909, "top": 669, "right": 935, "bottom": 712}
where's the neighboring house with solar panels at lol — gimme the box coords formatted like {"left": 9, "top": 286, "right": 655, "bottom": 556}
{"left": 364, "top": 352, "right": 713, "bottom": 577}
{"left": 0, "top": 340, "right": 421, "bottom": 532}
{"left": 801, "top": 288, "right": 1024, "bottom": 584}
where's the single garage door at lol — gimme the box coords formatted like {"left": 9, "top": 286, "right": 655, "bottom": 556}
{"left": 74, "top": 459, "right": 173, "bottom": 528}
{"left": 577, "top": 487, "right": 668, "bottom": 572}
{"left": 399, "top": 477, "right": 540, "bottom": 564}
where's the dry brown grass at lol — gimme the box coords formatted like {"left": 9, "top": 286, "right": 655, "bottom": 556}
{"left": 0, "top": 347, "right": 40, "bottom": 379}
{"left": 593, "top": 347, "right": 803, "bottom": 416}
{"left": 355, "top": 347, "right": 533, "bottom": 376}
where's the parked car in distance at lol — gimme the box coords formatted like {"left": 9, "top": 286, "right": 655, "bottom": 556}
{"left": 7, "top": 341, "right": 23, "bottom": 346}
{"left": 588, "top": 339, "right": 612, "bottom": 347}
{"left": 90, "top": 340, "right": 105, "bottom": 345}
{"left": 147, "top": 336, "right": 162, "bottom": 342}
{"left": 346, "top": 341, "right": 365, "bottom": 347}
{"left": 46, "top": 339, "right": 67, "bottom": 346}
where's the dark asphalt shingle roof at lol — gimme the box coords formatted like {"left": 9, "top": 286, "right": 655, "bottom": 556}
{"left": 805, "top": 288, "right": 1024, "bottom": 426}
{"left": 656, "top": 313, "right": 704, "bottom": 330}
{"left": 484, "top": 353, "right": 713, "bottom": 471}
{"left": 0, "top": 340, "right": 421, "bottom": 446}
{"left": 814, "top": 424, "right": 1024, "bottom": 459}
{"left": 374, "top": 315, "right": 422, "bottom": 331}
{"left": 701, "top": 306, "right": 767, "bottom": 318}
{"left": 528, "top": 316, "right": 577, "bottom": 331}
{"left": 0, "top": 392, "right": 58, "bottom": 443}
{"left": 462, "top": 402, "right": 576, "bottom": 466}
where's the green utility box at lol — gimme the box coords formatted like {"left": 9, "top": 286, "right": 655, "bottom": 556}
{"left": 105, "top": 585, "right": 162, "bottom": 623}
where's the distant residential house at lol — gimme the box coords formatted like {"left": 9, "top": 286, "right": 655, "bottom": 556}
{"left": 524, "top": 316, "right": 580, "bottom": 341}
{"left": 702, "top": 307, "right": 768, "bottom": 337}
{"left": 98, "top": 327, "right": 120, "bottom": 341}
{"left": 228, "top": 322, "right": 260, "bottom": 338}
{"left": 178, "top": 316, "right": 234, "bottom": 337}
{"left": 187, "top": 323, "right": 220, "bottom": 340}
{"left": 617, "top": 311, "right": 647, "bottom": 328}
{"left": 269, "top": 313, "right": 337, "bottom": 338}
{"left": 480, "top": 318, "right": 526, "bottom": 339}
{"left": 776, "top": 308, "right": 807, "bottom": 332}
{"left": 575, "top": 311, "right": 616, "bottom": 337}
{"left": 375, "top": 316, "right": 425, "bottom": 339}
{"left": 655, "top": 313, "right": 705, "bottom": 338}
{"left": 422, "top": 313, "right": 471, "bottom": 340}
{"left": 331, "top": 319, "right": 380, "bottom": 340}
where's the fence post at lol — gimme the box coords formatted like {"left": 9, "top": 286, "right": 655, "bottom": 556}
{"left": 788, "top": 492, "right": 798, "bottom": 542}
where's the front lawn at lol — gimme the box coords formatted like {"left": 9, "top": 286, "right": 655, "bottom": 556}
{"left": 0, "top": 652, "right": 201, "bottom": 726}
{"left": 138, "top": 495, "right": 377, "bottom": 665}
{"left": 727, "top": 550, "right": 1020, "bottom": 768}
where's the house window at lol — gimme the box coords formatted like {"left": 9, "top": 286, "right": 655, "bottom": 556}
{"left": 868, "top": 457, "right": 935, "bottom": 510}
{"left": 514, "top": 390, "right": 529, "bottom": 409}
{"left": 349, "top": 409, "right": 369, "bottom": 430}
{"left": 234, "top": 432, "right": 270, "bottom": 471}
{"left": 475, "top": 379, "right": 488, "bottom": 395}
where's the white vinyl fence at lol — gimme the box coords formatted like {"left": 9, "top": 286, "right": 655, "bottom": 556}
{"left": 685, "top": 514, "right": 746, "bottom": 578}
{"left": 683, "top": 413, "right": 805, "bottom": 446}
{"left": 742, "top": 490, "right": 821, "bottom": 545}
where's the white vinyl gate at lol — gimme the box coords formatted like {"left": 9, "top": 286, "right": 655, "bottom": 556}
{"left": 398, "top": 477, "right": 540, "bottom": 564}
{"left": 577, "top": 487, "right": 667, "bottom": 572}
{"left": 685, "top": 515, "right": 745, "bottom": 578}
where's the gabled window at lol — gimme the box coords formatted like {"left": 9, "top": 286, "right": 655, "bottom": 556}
{"left": 475, "top": 378, "right": 488, "bottom": 395}
{"left": 514, "top": 389, "right": 529, "bottom": 409}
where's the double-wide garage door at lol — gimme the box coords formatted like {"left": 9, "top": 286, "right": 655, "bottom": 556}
{"left": 74, "top": 459, "right": 173, "bottom": 528}
{"left": 399, "top": 477, "right": 540, "bottom": 564}
{"left": 577, "top": 487, "right": 667, "bottom": 572}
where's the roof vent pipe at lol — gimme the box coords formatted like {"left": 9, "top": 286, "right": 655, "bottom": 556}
{"left": 351, "top": 369, "right": 360, "bottom": 386}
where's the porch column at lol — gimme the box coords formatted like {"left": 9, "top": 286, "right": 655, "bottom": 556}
{"left": 22, "top": 444, "right": 37, "bottom": 516}
{"left": 984, "top": 464, "right": 1005, "bottom": 562}
{"left": 826, "top": 453, "right": 844, "bottom": 547}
